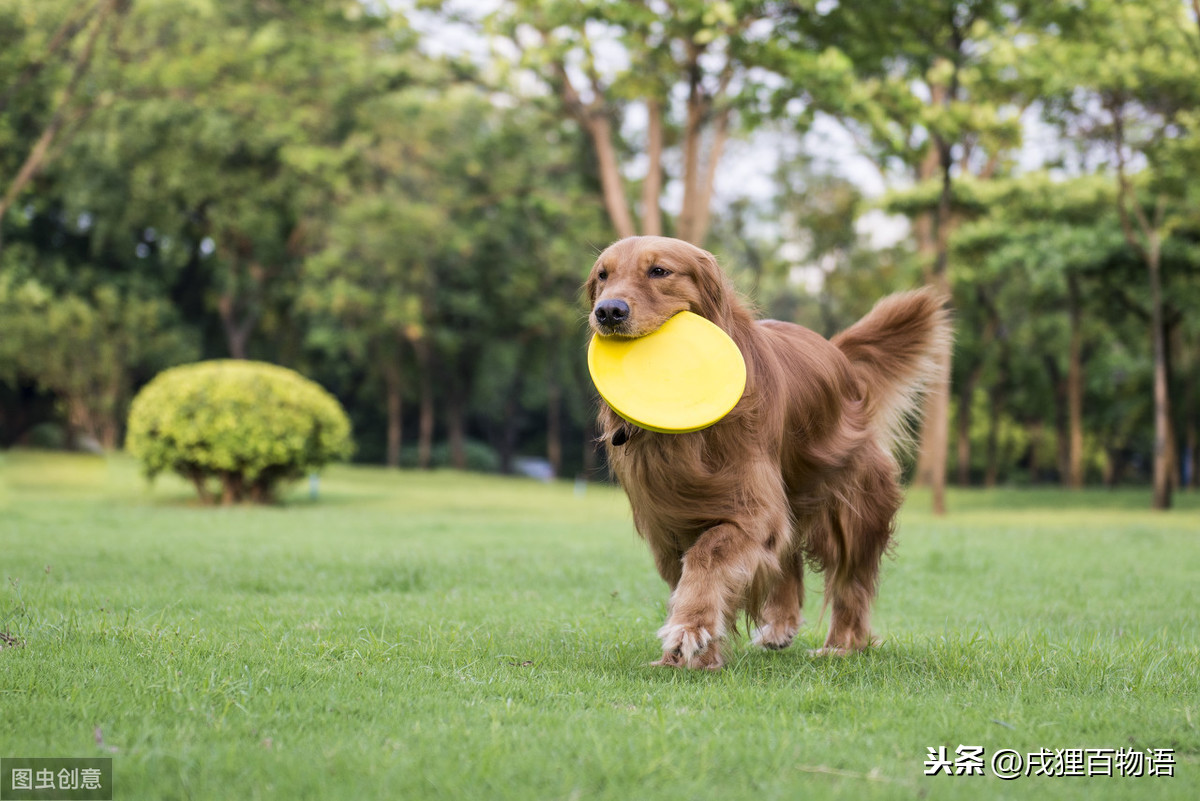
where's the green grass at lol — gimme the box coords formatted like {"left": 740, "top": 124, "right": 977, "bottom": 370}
{"left": 1, "top": 450, "right": 1198, "bottom": 800}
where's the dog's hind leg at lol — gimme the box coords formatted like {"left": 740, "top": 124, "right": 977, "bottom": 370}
{"left": 812, "top": 462, "right": 899, "bottom": 656}
{"left": 752, "top": 549, "right": 805, "bottom": 651}
{"left": 813, "top": 570, "right": 877, "bottom": 656}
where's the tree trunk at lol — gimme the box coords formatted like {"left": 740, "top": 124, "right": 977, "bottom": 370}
{"left": 381, "top": 356, "right": 403, "bottom": 469}
{"left": 1043, "top": 354, "right": 1069, "bottom": 484}
{"left": 676, "top": 86, "right": 704, "bottom": 243}
{"left": 447, "top": 392, "right": 466, "bottom": 471}
{"left": 955, "top": 387, "right": 971, "bottom": 487}
{"left": 1112, "top": 112, "right": 1171, "bottom": 509}
{"left": 547, "top": 365, "right": 563, "bottom": 480}
{"left": 1187, "top": 414, "right": 1198, "bottom": 490}
{"left": 215, "top": 256, "right": 261, "bottom": 359}
{"left": 65, "top": 397, "right": 97, "bottom": 451}
{"left": 440, "top": 341, "right": 479, "bottom": 472}
{"left": 912, "top": 130, "right": 955, "bottom": 515}
{"left": 99, "top": 419, "right": 119, "bottom": 451}
{"left": 923, "top": 355, "right": 950, "bottom": 513}
{"left": 641, "top": 98, "right": 663, "bottom": 236}
{"left": 907, "top": 67, "right": 960, "bottom": 515}
{"left": 1027, "top": 421, "right": 1044, "bottom": 484}
{"left": 587, "top": 111, "right": 636, "bottom": 240}
{"left": 186, "top": 469, "right": 213, "bottom": 505}
{"left": 0, "top": 115, "right": 68, "bottom": 247}
{"left": 1147, "top": 236, "right": 1172, "bottom": 509}
{"left": 908, "top": 121, "right": 944, "bottom": 292}
{"left": 954, "top": 289, "right": 997, "bottom": 487}
{"left": 1165, "top": 316, "right": 1181, "bottom": 491}
{"left": 984, "top": 377, "right": 1005, "bottom": 489}
{"left": 414, "top": 338, "right": 434, "bottom": 470}
{"left": 218, "top": 304, "right": 254, "bottom": 359}
{"left": 688, "top": 108, "right": 732, "bottom": 245}
{"left": 955, "top": 367, "right": 982, "bottom": 486}
{"left": 918, "top": 290, "right": 952, "bottom": 516}
{"left": 497, "top": 346, "right": 533, "bottom": 474}
{"left": 674, "top": 45, "right": 734, "bottom": 246}
{"left": 220, "top": 472, "right": 245, "bottom": 505}
{"left": 552, "top": 59, "right": 635, "bottom": 240}
{"left": 910, "top": 215, "right": 938, "bottom": 485}
{"left": 1066, "top": 273, "right": 1085, "bottom": 488}
{"left": 1185, "top": 361, "right": 1198, "bottom": 489}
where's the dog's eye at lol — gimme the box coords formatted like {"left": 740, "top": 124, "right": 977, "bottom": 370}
{"left": 597, "top": 269, "right": 608, "bottom": 281}
{"left": 648, "top": 265, "right": 671, "bottom": 278}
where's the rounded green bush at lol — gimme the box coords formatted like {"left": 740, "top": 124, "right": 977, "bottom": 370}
{"left": 127, "top": 360, "right": 353, "bottom": 504}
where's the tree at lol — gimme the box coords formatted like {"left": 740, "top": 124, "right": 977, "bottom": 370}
{"left": 52, "top": 0, "right": 402, "bottom": 359}
{"left": 0, "top": 273, "right": 196, "bottom": 449}
{"left": 489, "top": 0, "right": 780, "bottom": 244}
{"left": 0, "top": 0, "right": 131, "bottom": 252}
{"left": 299, "top": 78, "right": 472, "bottom": 469}
{"left": 766, "top": 0, "right": 1027, "bottom": 513}
{"left": 300, "top": 78, "right": 606, "bottom": 472}
{"left": 1021, "top": 0, "right": 1200, "bottom": 508}
{"left": 946, "top": 174, "right": 1124, "bottom": 487}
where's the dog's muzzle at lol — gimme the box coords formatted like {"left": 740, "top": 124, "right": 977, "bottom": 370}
{"left": 593, "top": 299, "right": 630, "bottom": 334}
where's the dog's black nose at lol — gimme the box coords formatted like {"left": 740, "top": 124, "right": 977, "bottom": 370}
{"left": 594, "top": 299, "right": 630, "bottom": 328}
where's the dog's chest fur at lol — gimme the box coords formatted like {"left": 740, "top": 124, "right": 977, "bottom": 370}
{"left": 603, "top": 408, "right": 784, "bottom": 546}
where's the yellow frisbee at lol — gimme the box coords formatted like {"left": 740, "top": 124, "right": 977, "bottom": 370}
{"left": 587, "top": 311, "right": 747, "bottom": 434}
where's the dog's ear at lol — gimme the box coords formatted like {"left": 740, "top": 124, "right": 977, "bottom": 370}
{"left": 689, "top": 249, "right": 734, "bottom": 330}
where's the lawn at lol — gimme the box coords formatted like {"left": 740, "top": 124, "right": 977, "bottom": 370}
{"left": 1, "top": 450, "right": 1198, "bottom": 800}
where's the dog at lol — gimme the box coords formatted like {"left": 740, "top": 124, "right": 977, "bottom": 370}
{"left": 586, "top": 236, "right": 950, "bottom": 670}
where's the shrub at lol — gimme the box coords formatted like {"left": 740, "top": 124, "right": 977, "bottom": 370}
{"left": 127, "top": 360, "right": 353, "bottom": 504}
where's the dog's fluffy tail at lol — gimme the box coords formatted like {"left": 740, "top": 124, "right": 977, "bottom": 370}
{"left": 831, "top": 287, "right": 952, "bottom": 451}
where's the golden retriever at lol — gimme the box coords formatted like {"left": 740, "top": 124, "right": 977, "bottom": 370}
{"left": 586, "top": 236, "right": 950, "bottom": 669}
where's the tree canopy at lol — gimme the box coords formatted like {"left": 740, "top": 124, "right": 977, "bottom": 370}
{"left": 2, "top": 0, "right": 1198, "bottom": 507}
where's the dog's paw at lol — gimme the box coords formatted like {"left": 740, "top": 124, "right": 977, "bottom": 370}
{"left": 688, "top": 642, "right": 724, "bottom": 671}
{"left": 752, "top": 621, "right": 799, "bottom": 651}
{"left": 650, "top": 649, "right": 686, "bottom": 668}
{"left": 810, "top": 633, "right": 880, "bottom": 657}
{"left": 651, "top": 641, "right": 724, "bottom": 671}
{"left": 807, "top": 645, "right": 851, "bottom": 658}
{"left": 656, "top": 621, "right": 713, "bottom": 660}
{"left": 809, "top": 636, "right": 879, "bottom": 658}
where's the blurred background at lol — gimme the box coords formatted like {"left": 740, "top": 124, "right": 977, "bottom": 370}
{"left": 1, "top": 0, "right": 1198, "bottom": 509}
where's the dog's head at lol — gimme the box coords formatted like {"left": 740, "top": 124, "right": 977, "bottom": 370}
{"left": 585, "top": 236, "right": 733, "bottom": 337}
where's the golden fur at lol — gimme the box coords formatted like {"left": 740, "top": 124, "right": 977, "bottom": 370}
{"left": 586, "top": 236, "right": 951, "bottom": 669}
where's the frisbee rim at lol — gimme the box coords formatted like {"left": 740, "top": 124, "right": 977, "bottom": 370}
{"left": 587, "top": 311, "right": 746, "bottom": 434}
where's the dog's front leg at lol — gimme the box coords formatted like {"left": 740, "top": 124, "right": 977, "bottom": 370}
{"left": 653, "top": 522, "right": 770, "bottom": 670}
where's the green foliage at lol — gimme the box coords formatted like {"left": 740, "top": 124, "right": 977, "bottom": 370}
{"left": 126, "top": 360, "right": 352, "bottom": 504}
{"left": 949, "top": 386, "right": 1109, "bottom": 485}
{"left": 766, "top": 0, "right": 1023, "bottom": 174}
{"left": 0, "top": 271, "right": 197, "bottom": 448}
{"left": 3, "top": 0, "right": 1200, "bottom": 491}
{"left": 941, "top": 169, "right": 1198, "bottom": 486}
{"left": 399, "top": 439, "right": 501, "bottom": 473}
